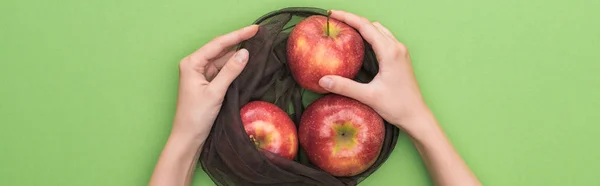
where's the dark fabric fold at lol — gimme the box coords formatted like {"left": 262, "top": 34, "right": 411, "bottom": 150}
{"left": 200, "top": 7, "right": 400, "bottom": 186}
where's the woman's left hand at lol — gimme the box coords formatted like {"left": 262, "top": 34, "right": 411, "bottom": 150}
{"left": 150, "top": 25, "right": 258, "bottom": 186}
{"left": 173, "top": 25, "right": 258, "bottom": 142}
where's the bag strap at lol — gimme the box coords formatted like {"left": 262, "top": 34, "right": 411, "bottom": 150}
{"left": 253, "top": 7, "right": 328, "bottom": 24}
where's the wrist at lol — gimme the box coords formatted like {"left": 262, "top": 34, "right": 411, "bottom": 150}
{"left": 171, "top": 115, "right": 213, "bottom": 145}
{"left": 161, "top": 132, "right": 205, "bottom": 162}
{"left": 169, "top": 127, "right": 209, "bottom": 148}
{"left": 394, "top": 106, "right": 441, "bottom": 142}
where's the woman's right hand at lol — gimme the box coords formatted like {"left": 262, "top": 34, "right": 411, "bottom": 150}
{"left": 322, "top": 11, "right": 481, "bottom": 185}
{"left": 319, "top": 10, "right": 432, "bottom": 136}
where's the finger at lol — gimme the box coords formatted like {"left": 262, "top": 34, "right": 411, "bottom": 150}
{"left": 210, "top": 47, "right": 236, "bottom": 61}
{"left": 204, "top": 65, "right": 219, "bottom": 81}
{"left": 208, "top": 48, "right": 249, "bottom": 94}
{"left": 319, "top": 75, "right": 371, "bottom": 104}
{"left": 188, "top": 25, "right": 258, "bottom": 66}
{"left": 329, "top": 10, "right": 387, "bottom": 52}
{"left": 213, "top": 50, "right": 236, "bottom": 69}
{"left": 199, "top": 25, "right": 258, "bottom": 58}
{"left": 372, "top": 22, "right": 397, "bottom": 40}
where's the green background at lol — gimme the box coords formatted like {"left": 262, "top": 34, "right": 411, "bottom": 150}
{"left": 1, "top": 0, "right": 599, "bottom": 185}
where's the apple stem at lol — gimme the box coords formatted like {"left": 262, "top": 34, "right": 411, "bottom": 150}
{"left": 326, "top": 10, "right": 331, "bottom": 36}
{"left": 249, "top": 135, "right": 259, "bottom": 147}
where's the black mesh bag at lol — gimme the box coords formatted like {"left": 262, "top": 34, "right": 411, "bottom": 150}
{"left": 199, "top": 7, "right": 400, "bottom": 186}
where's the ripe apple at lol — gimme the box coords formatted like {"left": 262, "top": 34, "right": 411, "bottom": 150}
{"left": 299, "top": 94, "right": 384, "bottom": 177}
{"left": 287, "top": 15, "right": 364, "bottom": 93}
{"left": 240, "top": 101, "right": 298, "bottom": 160}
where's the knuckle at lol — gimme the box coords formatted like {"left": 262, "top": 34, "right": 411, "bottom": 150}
{"left": 220, "top": 65, "right": 233, "bottom": 75}
{"left": 233, "top": 32, "right": 244, "bottom": 42}
{"left": 354, "top": 18, "right": 369, "bottom": 28}
{"left": 210, "top": 36, "right": 226, "bottom": 47}
{"left": 358, "top": 21, "right": 369, "bottom": 28}
{"left": 386, "top": 47, "right": 400, "bottom": 57}
{"left": 179, "top": 56, "right": 191, "bottom": 70}
{"left": 396, "top": 43, "right": 408, "bottom": 53}
{"left": 384, "top": 43, "right": 408, "bottom": 58}
{"left": 221, "top": 62, "right": 239, "bottom": 74}
{"left": 359, "top": 17, "right": 370, "bottom": 23}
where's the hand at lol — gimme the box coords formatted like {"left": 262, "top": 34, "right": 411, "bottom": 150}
{"left": 150, "top": 25, "right": 258, "bottom": 186}
{"left": 318, "top": 10, "right": 429, "bottom": 135}
{"left": 173, "top": 25, "right": 258, "bottom": 141}
{"left": 320, "top": 11, "right": 481, "bottom": 186}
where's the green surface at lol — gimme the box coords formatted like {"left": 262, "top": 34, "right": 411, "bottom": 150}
{"left": 1, "top": 0, "right": 599, "bottom": 185}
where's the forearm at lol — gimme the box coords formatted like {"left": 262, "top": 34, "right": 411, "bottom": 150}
{"left": 149, "top": 132, "right": 205, "bottom": 186}
{"left": 404, "top": 109, "right": 481, "bottom": 186}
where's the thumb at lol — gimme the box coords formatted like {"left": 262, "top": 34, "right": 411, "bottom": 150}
{"left": 209, "top": 48, "right": 249, "bottom": 94}
{"left": 319, "top": 75, "right": 370, "bottom": 103}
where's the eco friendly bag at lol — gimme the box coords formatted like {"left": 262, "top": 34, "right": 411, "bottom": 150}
{"left": 199, "top": 7, "right": 400, "bottom": 186}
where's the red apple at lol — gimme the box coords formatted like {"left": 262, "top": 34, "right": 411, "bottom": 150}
{"left": 299, "top": 94, "right": 384, "bottom": 177}
{"left": 287, "top": 15, "right": 364, "bottom": 93}
{"left": 240, "top": 101, "right": 298, "bottom": 160}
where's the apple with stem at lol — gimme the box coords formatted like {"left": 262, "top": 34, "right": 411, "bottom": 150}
{"left": 287, "top": 13, "right": 364, "bottom": 93}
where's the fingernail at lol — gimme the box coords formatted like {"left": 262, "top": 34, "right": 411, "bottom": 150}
{"left": 235, "top": 49, "right": 248, "bottom": 63}
{"left": 319, "top": 77, "right": 333, "bottom": 90}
